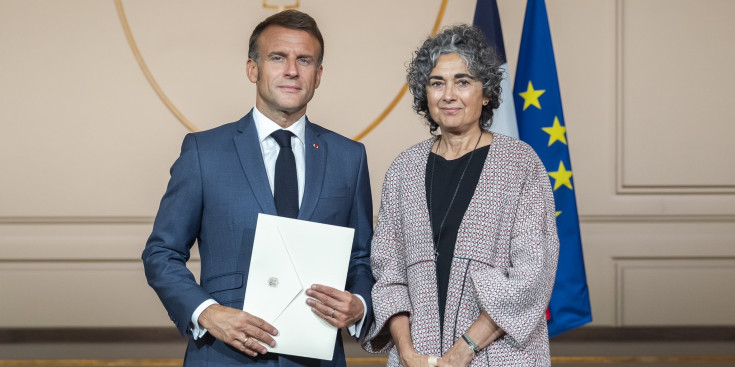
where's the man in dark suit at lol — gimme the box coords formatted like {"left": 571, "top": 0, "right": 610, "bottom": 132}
{"left": 142, "top": 10, "right": 374, "bottom": 366}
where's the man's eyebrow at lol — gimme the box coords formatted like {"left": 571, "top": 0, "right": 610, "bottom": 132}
{"left": 429, "top": 75, "right": 444, "bottom": 80}
{"left": 266, "top": 52, "right": 315, "bottom": 61}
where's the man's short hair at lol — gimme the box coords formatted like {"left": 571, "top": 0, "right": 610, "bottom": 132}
{"left": 248, "top": 10, "right": 324, "bottom": 66}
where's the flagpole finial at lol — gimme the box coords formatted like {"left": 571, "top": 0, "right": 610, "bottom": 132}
{"left": 262, "top": 0, "right": 300, "bottom": 12}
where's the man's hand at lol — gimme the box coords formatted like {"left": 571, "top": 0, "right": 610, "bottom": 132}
{"left": 198, "top": 304, "right": 278, "bottom": 357}
{"left": 305, "top": 284, "right": 364, "bottom": 328}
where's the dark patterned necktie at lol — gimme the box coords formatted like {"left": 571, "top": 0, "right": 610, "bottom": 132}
{"left": 271, "top": 130, "right": 299, "bottom": 218}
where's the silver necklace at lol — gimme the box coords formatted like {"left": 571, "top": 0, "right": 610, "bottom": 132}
{"left": 428, "top": 132, "right": 483, "bottom": 262}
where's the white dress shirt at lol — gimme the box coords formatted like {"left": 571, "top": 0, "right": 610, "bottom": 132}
{"left": 253, "top": 107, "right": 307, "bottom": 205}
{"left": 190, "top": 108, "right": 366, "bottom": 340}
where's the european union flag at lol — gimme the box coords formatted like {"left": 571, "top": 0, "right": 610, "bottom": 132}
{"left": 473, "top": 0, "right": 518, "bottom": 139}
{"left": 513, "top": 0, "right": 592, "bottom": 337}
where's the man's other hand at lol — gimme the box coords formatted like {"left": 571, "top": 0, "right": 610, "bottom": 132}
{"left": 305, "top": 284, "right": 364, "bottom": 328}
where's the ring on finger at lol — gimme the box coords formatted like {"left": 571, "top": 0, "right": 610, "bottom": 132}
{"left": 331, "top": 308, "right": 336, "bottom": 318}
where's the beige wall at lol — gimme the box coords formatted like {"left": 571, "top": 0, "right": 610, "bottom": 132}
{"left": 1, "top": 0, "right": 733, "bottom": 328}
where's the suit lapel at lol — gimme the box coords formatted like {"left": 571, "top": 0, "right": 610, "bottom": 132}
{"left": 233, "top": 112, "right": 277, "bottom": 215}
{"left": 298, "top": 120, "right": 326, "bottom": 221}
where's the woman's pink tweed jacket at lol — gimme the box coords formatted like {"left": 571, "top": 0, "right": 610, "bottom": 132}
{"left": 363, "top": 134, "right": 559, "bottom": 366}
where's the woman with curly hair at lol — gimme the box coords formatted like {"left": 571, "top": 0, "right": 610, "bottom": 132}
{"left": 362, "top": 25, "right": 560, "bottom": 366}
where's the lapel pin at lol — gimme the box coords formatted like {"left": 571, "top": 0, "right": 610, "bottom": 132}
{"left": 313, "top": 144, "right": 319, "bottom": 149}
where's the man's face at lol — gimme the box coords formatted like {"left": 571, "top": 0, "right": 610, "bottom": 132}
{"left": 247, "top": 25, "right": 323, "bottom": 126}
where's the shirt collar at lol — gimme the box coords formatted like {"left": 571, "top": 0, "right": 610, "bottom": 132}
{"left": 253, "top": 107, "right": 306, "bottom": 145}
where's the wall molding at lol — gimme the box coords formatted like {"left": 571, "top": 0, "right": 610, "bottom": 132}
{"left": 0, "top": 216, "right": 154, "bottom": 225}
{"left": 2, "top": 326, "right": 733, "bottom": 343}
{"left": 3, "top": 214, "right": 735, "bottom": 225}
{"left": 580, "top": 214, "right": 735, "bottom": 223}
{"left": 614, "top": 257, "right": 735, "bottom": 326}
{"left": 614, "top": 0, "right": 735, "bottom": 195}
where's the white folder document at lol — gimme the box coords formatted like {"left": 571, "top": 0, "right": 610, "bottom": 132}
{"left": 243, "top": 213, "right": 355, "bottom": 360}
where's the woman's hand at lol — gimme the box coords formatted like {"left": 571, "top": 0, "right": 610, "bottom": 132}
{"left": 437, "top": 310, "right": 505, "bottom": 366}
{"left": 399, "top": 349, "right": 439, "bottom": 367}
{"left": 388, "top": 313, "right": 440, "bottom": 367}
{"left": 437, "top": 341, "right": 474, "bottom": 367}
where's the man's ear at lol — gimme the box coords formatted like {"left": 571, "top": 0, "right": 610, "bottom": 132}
{"left": 314, "top": 64, "right": 323, "bottom": 89}
{"left": 246, "top": 58, "right": 258, "bottom": 83}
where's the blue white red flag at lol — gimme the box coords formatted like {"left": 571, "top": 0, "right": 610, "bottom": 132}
{"left": 473, "top": 0, "right": 519, "bottom": 138}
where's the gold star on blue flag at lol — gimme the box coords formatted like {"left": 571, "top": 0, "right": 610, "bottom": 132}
{"left": 512, "top": 0, "right": 592, "bottom": 337}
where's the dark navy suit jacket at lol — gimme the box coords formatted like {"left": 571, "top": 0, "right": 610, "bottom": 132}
{"left": 142, "top": 111, "right": 374, "bottom": 366}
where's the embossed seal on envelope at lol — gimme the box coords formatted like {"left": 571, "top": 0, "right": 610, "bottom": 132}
{"left": 268, "top": 277, "right": 279, "bottom": 288}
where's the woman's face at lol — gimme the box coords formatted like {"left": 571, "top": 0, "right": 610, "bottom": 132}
{"left": 426, "top": 53, "right": 488, "bottom": 134}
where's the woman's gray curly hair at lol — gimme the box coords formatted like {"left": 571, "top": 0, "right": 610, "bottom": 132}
{"left": 407, "top": 24, "right": 503, "bottom": 134}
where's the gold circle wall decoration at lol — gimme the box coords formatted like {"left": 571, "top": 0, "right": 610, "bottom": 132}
{"left": 114, "top": 0, "right": 449, "bottom": 141}
{"left": 114, "top": 0, "right": 199, "bottom": 133}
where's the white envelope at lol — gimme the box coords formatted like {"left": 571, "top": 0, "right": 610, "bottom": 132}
{"left": 243, "top": 213, "right": 355, "bottom": 360}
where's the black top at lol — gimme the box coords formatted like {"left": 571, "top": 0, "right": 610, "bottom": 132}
{"left": 425, "top": 145, "right": 489, "bottom": 325}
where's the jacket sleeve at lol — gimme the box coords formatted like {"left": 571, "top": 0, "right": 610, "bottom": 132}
{"left": 470, "top": 153, "right": 560, "bottom": 347}
{"left": 362, "top": 158, "right": 413, "bottom": 353}
{"left": 142, "top": 133, "right": 213, "bottom": 336}
{"left": 344, "top": 143, "right": 375, "bottom": 339}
